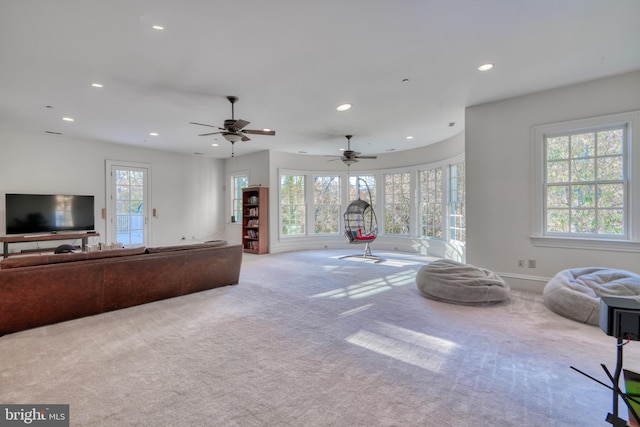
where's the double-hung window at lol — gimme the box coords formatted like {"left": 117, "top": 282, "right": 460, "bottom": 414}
{"left": 384, "top": 172, "right": 411, "bottom": 235}
{"left": 532, "top": 111, "right": 640, "bottom": 250}
{"left": 280, "top": 173, "right": 306, "bottom": 236}
{"left": 419, "top": 168, "right": 443, "bottom": 239}
{"left": 231, "top": 174, "right": 248, "bottom": 223}
{"left": 418, "top": 160, "right": 465, "bottom": 243}
{"left": 313, "top": 175, "right": 341, "bottom": 233}
{"left": 448, "top": 162, "right": 465, "bottom": 242}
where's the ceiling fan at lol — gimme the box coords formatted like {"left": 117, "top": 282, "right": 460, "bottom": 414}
{"left": 190, "top": 96, "right": 275, "bottom": 156}
{"left": 328, "top": 135, "right": 378, "bottom": 166}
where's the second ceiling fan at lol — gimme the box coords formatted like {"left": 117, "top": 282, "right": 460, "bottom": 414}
{"left": 328, "top": 135, "right": 378, "bottom": 166}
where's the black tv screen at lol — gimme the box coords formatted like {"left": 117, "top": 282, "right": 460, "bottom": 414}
{"left": 5, "top": 193, "right": 95, "bottom": 235}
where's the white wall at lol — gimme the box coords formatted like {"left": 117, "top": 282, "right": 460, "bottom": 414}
{"left": 219, "top": 150, "right": 270, "bottom": 245}
{"left": 465, "top": 70, "right": 640, "bottom": 292}
{"left": 0, "top": 128, "right": 225, "bottom": 252}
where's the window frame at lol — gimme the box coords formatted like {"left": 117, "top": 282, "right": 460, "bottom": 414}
{"left": 312, "top": 175, "right": 342, "bottom": 235}
{"left": 447, "top": 161, "right": 466, "bottom": 243}
{"left": 279, "top": 171, "right": 307, "bottom": 237}
{"left": 531, "top": 110, "right": 640, "bottom": 251}
{"left": 418, "top": 167, "right": 444, "bottom": 239}
{"left": 230, "top": 173, "right": 249, "bottom": 224}
{"left": 383, "top": 171, "right": 412, "bottom": 235}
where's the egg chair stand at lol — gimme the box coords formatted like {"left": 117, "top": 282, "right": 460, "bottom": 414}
{"left": 339, "top": 178, "right": 383, "bottom": 263}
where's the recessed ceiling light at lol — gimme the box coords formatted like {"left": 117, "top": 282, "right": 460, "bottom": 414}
{"left": 336, "top": 103, "right": 352, "bottom": 111}
{"left": 263, "top": 128, "right": 271, "bottom": 132}
{"left": 298, "top": 151, "right": 307, "bottom": 154}
{"left": 402, "top": 78, "right": 410, "bottom": 83}
{"left": 152, "top": 25, "right": 164, "bottom": 30}
{"left": 449, "top": 122, "right": 456, "bottom": 127}
{"left": 478, "top": 63, "right": 494, "bottom": 71}
{"left": 149, "top": 132, "right": 158, "bottom": 136}
{"left": 91, "top": 83, "right": 103, "bottom": 88}
{"left": 62, "top": 117, "right": 74, "bottom": 122}
{"left": 211, "top": 143, "right": 219, "bottom": 147}
{"left": 406, "top": 136, "right": 414, "bottom": 140}
{"left": 339, "top": 148, "right": 345, "bottom": 152}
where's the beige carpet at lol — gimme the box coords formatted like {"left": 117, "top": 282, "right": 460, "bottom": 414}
{"left": 1, "top": 249, "right": 638, "bottom": 426}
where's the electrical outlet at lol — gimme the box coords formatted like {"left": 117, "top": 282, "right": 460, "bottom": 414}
{"left": 518, "top": 259, "right": 525, "bottom": 267}
{"left": 528, "top": 259, "right": 536, "bottom": 268}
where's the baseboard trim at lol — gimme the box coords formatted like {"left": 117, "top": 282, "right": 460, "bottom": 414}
{"left": 496, "top": 271, "right": 551, "bottom": 294}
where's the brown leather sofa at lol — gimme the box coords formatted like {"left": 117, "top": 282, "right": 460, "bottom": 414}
{"left": 0, "top": 241, "right": 243, "bottom": 335}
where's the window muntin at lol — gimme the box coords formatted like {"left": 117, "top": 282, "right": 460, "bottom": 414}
{"left": 281, "top": 174, "right": 306, "bottom": 235}
{"left": 384, "top": 172, "right": 411, "bottom": 235}
{"left": 313, "top": 176, "right": 341, "bottom": 233}
{"left": 544, "top": 126, "right": 626, "bottom": 237}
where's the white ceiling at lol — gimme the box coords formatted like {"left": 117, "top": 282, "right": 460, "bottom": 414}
{"left": 1, "top": 0, "right": 639, "bottom": 159}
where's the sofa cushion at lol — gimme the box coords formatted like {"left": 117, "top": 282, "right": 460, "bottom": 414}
{"left": 0, "top": 247, "right": 147, "bottom": 269}
{"left": 144, "top": 240, "right": 228, "bottom": 254}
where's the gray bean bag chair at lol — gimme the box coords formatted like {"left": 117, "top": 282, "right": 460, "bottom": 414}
{"left": 416, "top": 259, "right": 510, "bottom": 305}
{"left": 543, "top": 267, "right": 640, "bottom": 325}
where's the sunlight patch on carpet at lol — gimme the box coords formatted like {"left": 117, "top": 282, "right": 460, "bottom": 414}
{"left": 310, "top": 271, "right": 416, "bottom": 299}
{"left": 338, "top": 304, "right": 374, "bottom": 317}
{"left": 346, "top": 322, "right": 457, "bottom": 372}
{"left": 329, "top": 255, "right": 423, "bottom": 268}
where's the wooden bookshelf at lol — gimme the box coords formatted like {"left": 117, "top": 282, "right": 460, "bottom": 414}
{"left": 242, "top": 187, "right": 268, "bottom": 254}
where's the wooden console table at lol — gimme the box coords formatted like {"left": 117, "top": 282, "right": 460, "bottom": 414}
{"left": 0, "top": 232, "right": 100, "bottom": 257}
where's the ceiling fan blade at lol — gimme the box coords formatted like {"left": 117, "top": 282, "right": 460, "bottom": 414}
{"left": 357, "top": 155, "right": 378, "bottom": 159}
{"left": 243, "top": 129, "right": 276, "bottom": 136}
{"left": 241, "top": 134, "right": 251, "bottom": 142}
{"left": 189, "top": 122, "right": 219, "bottom": 129}
{"left": 231, "top": 119, "right": 250, "bottom": 131}
{"left": 198, "top": 131, "right": 222, "bottom": 137}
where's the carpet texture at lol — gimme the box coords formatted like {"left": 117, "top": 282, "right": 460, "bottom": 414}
{"left": 1, "top": 250, "right": 638, "bottom": 426}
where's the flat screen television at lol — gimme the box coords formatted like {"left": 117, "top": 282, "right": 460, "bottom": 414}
{"left": 5, "top": 193, "right": 95, "bottom": 235}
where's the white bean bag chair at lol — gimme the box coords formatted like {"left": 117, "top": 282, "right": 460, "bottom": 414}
{"left": 543, "top": 267, "right": 640, "bottom": 325}
{"left": 416, "top": 259, "right": 510, "bottom": 306}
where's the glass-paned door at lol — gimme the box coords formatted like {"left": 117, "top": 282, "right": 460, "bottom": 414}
{"left": 107, "top": 162, "right": 149, "bottom": 246}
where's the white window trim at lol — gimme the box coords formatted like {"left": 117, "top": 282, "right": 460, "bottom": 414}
{"left": 531, "top": 110, "right": 640, "bottom": 252}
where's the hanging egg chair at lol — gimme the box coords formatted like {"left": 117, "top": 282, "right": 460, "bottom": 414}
{"left": 340, "top": 178, "right": 383, "bottom": 262}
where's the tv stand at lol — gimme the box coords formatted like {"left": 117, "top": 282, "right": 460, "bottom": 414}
{"left": 0, "top": 232, "right": 100, "bottom": 258}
